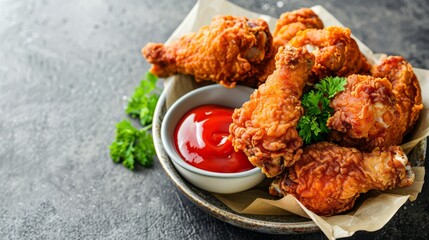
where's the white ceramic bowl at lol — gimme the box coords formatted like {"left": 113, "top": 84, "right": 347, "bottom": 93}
{"left": 161, "top": 84, "right": 266, "bottom": 194}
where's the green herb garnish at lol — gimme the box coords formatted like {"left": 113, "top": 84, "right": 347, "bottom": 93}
{"left": 298, "top": 76, "right": 347, "bottom": 145}
{"left": 109, "top": 120, "right": 154, "bottom": 170}
{"left": 109, "top": 72, "right": 160, "bottom": 170}
{"left": 126, "top": 72, "right": 161, "bottom": 126}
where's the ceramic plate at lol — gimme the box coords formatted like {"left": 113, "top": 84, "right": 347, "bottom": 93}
{"left": 152, "top": 78, "right": 426, "bottom": 234}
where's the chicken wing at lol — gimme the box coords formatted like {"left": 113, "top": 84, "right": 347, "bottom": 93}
{"left": 372, "top": 56, "right": 423, "bottom": 135}
{"left": 229, "top": 46, "right": 315, "bottom": 178}
{"left": 269, "top": 142, "right": 415, "bottom": 216}
{"left": 327, "top": 74, "right": 404, "bottom": 151}
{"left": 273, "top": 8, "right": 324, "bottom": 48}
{"left": 288, "top": 26, "right": 371, "bottom": 84}
{"left": 142, "top": 15, "right": 274, "bottom": 88}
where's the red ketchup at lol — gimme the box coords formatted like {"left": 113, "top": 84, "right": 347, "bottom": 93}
{"left": 174, "top": 104, "right": 254, "bottom": 173}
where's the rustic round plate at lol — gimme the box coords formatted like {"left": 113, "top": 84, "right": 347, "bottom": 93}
{"left": 152, "top": 77, "right": 426, "bottom": 234}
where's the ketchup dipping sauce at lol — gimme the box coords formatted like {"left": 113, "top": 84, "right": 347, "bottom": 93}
{"left": 173, "top": 104, "right": 254, "bottom": 173}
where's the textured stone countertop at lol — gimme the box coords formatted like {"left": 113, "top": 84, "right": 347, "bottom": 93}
{"left": 0, "top": 0, "right": 428, "bottom": 239}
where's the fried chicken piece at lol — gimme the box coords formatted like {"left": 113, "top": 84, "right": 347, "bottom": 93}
{"left": 269, "top": 142, "right": 415, "bottom": 216}
{"left": 273, "top": 8, "right": 324, "bottom": 48}
{"left": 372, "top": 56, "right": 423, "bottom": 135}
{"left": 327, "top": 74, "right": 404, "bottom": 151}
{"left": 258, "top": 8, "right": 323, "bottom": 81}
{"left": 288, "top": 26, "right": 371, "bottom": 84}
{"left": 229, "top": 46, "right": 315, "bottom": 178}
{"left": 142, "top": 15, "right": 274, "bottom": 88}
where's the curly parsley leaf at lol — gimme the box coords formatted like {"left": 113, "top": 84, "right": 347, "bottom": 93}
{"left": 109, "top": 120, "right": 154, "bottom": 170}
{"left": 298, "top": 76, "right": 347, "bottom": 145}
{"left": 125, "top": 72, "right": 161, "bottom": 126}
{"left": 301, "top": 91, "right": 324, "bottom": 116}
{"left": 314, "top": 76, "right": 347, "bottom": 98}
{"left": 110, "top": 72, "right": 161, "bottom": 170}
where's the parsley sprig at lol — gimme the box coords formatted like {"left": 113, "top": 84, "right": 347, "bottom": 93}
{"left": 109, "top": 72, "right": 161, "bottom": 170}
{"left": 298, "top": 76, "right": 347, "bottom": 145}
{"left": 125, "top": 72, "right": 160, "bottom": 126}
{"left": 110, "top": 121, "right": 154, "bottom": 170}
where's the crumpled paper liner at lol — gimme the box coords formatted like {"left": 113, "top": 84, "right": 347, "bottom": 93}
{"left": 158, "top": 0, "right": 427, "bottom": 239}
{"left": 213, "top": 167, "right": 424, "bottom": 239}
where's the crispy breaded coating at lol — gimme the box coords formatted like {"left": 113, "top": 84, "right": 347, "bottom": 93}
{"left": 258, "top": 8, "right": 323, "bottom": 81}
{"left": 229, "top": 46, "right": 314, "bottom": 178}
{"left": 288, "top": 26, "right": 371, "bottom": 84}
{"left": 270, "top": 142, "right": 415, "bottom": 216}
{"left": 273, "top": 8, "right": 324, "bottom": 48}
{"left": 327, "top": 74, "right": 404, "bottom": 151}
{"left": 142, "top": 15, "right": 274, "bottom": 88}
{"left": 372, "top": 56, "right": 423, "bottom": 135}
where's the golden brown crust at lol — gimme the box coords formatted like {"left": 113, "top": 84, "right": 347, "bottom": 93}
{"left": 257, "top": 8, "right": 323, "bottom": 83}
{"left": 288, "top": 26, "right": 371, "bottom": 84}
{"left": 327, "top": 74, "right": 404, "bottom": 151}
{"left": 229, "top": 46, "right": 314, "bottom": 178}
{"left": 142, "top": 15, "right": 275, "bottom": 88}
{"left": 371, "top": 56, "right": 424, "bottom": 135}
{"left": 273, "top": 8, "right": 324, "bottom": 48}
{"left": 270, "top": 142, "right": 414, "bottom": 216}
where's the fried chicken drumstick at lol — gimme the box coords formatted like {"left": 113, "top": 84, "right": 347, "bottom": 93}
{"left": 327, "top": 74, "right": 404, "bottom": 151}
{"left": 270, "top": 142, "right": 415, "bottom": 216}
{"left": 273, "top": 8, "right": 324, "bottom": 48}
{"left": 229, "top": 46, "right": 314, "bottom": 178}
{"left": 288, "top": 26, "right": 371, "bottom": 84}
{"left": 259, "top": 8, "right": 323, "bottom": 80}
{"left": 142, "top": 15, "right": 274, "bottom": 88}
